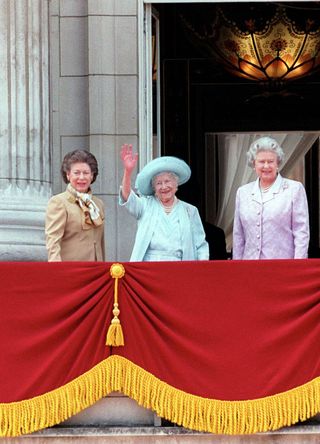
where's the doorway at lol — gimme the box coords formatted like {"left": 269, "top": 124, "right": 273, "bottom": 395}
{"left": 141, "top": 1, "right": 320, "bottom": 257}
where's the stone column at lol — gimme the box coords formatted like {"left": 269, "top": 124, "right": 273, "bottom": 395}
{"left": 0, "top": 0, "right": 50, "bottom": 260}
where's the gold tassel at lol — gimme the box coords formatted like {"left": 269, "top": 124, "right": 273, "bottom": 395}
{"left": 106, "top": 263, "right": 125, "bottom": 346}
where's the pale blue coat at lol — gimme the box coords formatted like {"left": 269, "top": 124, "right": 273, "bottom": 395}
{"left": 120, "top": 190, "right": 209, "bottom": 261}
{"left": 233, "top": 175, "right": 310, "bottom": 259}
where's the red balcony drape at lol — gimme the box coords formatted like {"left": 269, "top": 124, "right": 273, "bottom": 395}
{"left": 0, "top": 260, "right": 319, "bottom": 436}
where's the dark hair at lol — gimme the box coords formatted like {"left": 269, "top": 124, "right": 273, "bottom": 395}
{"left": 61, "top": 150, "right": 99, "bottom": 184}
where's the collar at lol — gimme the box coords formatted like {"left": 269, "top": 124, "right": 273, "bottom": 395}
{"left": 251, "top": 174, "right": 283, "bottom": 204}
{"left": 66, "top": 187, "right": 77, "bottom": 203}
{"left": 66, "top": 184, "right": 93, "bottom": 203}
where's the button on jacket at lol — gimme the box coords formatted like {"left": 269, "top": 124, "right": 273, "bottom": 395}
{"left": 232, "top": 174, "right": 309, "bottom": 259}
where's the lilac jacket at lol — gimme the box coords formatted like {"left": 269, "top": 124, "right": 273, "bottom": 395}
{"left": 232, "top": 175, "right": 310, "bottom": 259}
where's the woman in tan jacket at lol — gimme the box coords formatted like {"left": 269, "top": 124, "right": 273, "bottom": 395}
{"left": 45, "top": 150, "right": 105, "bottom": 261}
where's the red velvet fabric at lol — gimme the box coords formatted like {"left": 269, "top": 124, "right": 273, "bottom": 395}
{"left": 0, "top": 262, "right": 111, "bottom": 402}
{"left": 1, "top": 260, "right": 319, "bottom": 403}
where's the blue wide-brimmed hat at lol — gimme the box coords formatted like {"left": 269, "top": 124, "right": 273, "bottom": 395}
{"left": 135, "top": 156, "right": 191, "bottom": 196}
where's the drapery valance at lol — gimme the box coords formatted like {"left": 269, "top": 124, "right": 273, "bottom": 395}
{"left": 206, "top": 132, "right": 318, "bottom": 248}
{"left": 1, "top": 260, "right": 319, "bottom": 436}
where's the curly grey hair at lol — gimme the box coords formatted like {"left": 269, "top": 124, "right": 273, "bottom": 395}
{"left": 246, "top": 136, "right": 285, "bottom": 168}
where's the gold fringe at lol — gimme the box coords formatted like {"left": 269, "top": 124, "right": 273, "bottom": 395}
{"left": 1, "top": 355, "right": 320, "bottom": 437}
{"left": 106, "top": 263, "right": 125, "bottom": 346}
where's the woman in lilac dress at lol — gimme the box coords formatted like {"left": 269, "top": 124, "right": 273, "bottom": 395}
{"left": 233, "top": 136, "right": 310, "bottom": 260}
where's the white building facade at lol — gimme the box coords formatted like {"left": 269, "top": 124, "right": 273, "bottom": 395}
{"left": 0, "top": 0, "right": 147, "bottom": 261}
{"left": 1, "top": 0, "right": 319, "bottom": 262}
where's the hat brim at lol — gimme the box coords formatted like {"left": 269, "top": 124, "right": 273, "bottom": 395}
{"left": 135, "top": 156, "right": 191, "bottom": 196}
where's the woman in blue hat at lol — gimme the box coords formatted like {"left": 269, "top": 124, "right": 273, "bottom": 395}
{"left": 119, "top": 144, "right": 209, "bottom": 261}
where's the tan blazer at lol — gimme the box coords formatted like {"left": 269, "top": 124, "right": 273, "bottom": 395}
{"left": 45, "top": 189, "right": 105, "bottom": 262}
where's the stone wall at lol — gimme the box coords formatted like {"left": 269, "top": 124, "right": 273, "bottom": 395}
{"left": 0, "top": 0, "right": 139, "bottom": 261}
{"left": 49, "top": 0, "right": 139, "bottom": 262}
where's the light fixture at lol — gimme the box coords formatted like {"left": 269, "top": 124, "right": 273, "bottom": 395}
{"left": 180, "top": 3, "right": 320, "bottom": 89}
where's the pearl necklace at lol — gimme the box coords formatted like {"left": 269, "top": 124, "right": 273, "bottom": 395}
{"left": 260, "top": 180, "right": 275, "bottom": 193}
{"left": 159, "top": 197, "right": 177, "bottom": 214}
{"left": 260, "top": 185, "right": 271, "bottom": 193}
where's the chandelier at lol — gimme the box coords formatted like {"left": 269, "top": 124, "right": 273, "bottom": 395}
{"left": 179, "top": 3, "right": 320, "bottom": 88}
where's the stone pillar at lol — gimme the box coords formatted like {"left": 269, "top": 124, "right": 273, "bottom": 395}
{"left": 0, "top": 0, "right": 50, "bottom": 260}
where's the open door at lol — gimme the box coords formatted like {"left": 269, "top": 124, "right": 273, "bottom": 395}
{"left": 138, "top": 3, "right": 161, "bottom": 167}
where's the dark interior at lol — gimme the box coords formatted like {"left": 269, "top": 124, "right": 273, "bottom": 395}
{"left": 154, "top": 2, "right": 320, "bottom": 257}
